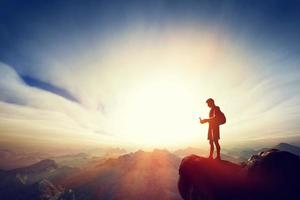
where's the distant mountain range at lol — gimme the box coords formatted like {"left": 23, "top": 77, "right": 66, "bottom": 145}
{"left": 0, "top": 149, "right": 42, "bottom": 170}
{"left": 273, "top": 143, "right": 300, "bottom": 155}
{"left": 173, "top": 147, "right": 242, "bottom": 163}
{"left": 221, "top": 143, "right": 300, "bottom": 162}
{"left": 0, "top": 147, "right": 127, "bottom": 170}
{"left": 0, "top": 149, "right": 181, "bottom": 200}
{"left": 0, "top": 143, "right": 299, "bottom": 200}
{"left": 0, "top": 159, "right": 77, "bottom": 200}
{"left": 173, "top": 147, "right": 207, "bottom": 158}
{"left": 59, "top": 149, "right": 181, "bottom": 200}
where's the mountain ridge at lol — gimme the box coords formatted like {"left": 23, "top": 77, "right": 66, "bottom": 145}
{"left": 1, "top": 144, "right": 300, "bottom": 200}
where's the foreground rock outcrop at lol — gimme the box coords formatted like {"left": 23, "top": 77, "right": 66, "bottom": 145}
{"left": 178, "top": 149, "right": 300, "bottom": 200}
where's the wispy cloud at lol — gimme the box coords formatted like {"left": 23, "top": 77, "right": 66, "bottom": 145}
{"left": 20, "top": 75, "right": 79, "bottom": 103}
{"left": 0, "top": 63, "right": 118, "bottom": 149}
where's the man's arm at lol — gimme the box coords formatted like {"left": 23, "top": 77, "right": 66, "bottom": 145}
{"left": 200, "top": 118, "right": 210, "bottom": 124}
{"left": 200, "top": 117, "right": 215, "bottom": 124}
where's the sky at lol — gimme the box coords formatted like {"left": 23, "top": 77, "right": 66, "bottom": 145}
{"left": 0, "top": 0, "right": 300, "bottom": 152}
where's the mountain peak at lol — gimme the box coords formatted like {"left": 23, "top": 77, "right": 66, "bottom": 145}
{"left": 12, "top": 159, "right": 58, "bottom": 174}
{"left": 273, "top": 143, "right": 300, "bottom": 156}
{"left": 276, "top": 142, "right": 297, "bottom": 148}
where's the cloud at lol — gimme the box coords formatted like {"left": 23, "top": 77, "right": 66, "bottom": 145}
{"left": 20, "top": 74, "right": 79, "bottom": 103}
{"left": 0, "top": 63, "right": 117, "bottom": 149}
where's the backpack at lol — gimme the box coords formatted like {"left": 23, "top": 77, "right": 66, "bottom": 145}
{"left": 216, "top": 109, "right": 226, "bottom": 125}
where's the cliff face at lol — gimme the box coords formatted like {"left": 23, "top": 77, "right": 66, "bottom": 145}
{"left": 178, "top": 149, "right": 300, "bottom": 200}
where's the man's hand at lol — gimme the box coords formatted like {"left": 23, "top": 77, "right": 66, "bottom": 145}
{"left": 199, "top": 117, "right": 209, "bottom": 124}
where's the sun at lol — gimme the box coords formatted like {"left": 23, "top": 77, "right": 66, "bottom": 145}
{"left": 107, "top": 75, "right": 205, "bottom": 148}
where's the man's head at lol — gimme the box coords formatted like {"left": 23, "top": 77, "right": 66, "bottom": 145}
{"left": 206, "top": 98, "right": 215, "bottom": 108}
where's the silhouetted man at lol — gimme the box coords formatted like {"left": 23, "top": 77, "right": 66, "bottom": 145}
{"left": 200, "top": 98, "right": 225, "bottom": 160}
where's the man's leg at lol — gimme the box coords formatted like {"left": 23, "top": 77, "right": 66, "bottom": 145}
{"left": 209, "top": 140, "right": 214, "bottom": 159}
{"left": 215, "top": 140, "right": 221, "bottom": 160}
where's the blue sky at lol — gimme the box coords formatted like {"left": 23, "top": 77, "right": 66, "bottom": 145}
{"left": 0, "top": 0, "right": 300, "bottom": 151}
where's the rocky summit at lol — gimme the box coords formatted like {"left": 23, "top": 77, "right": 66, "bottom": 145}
{"left": 178, "top": 149, "right": 300, "bottom": 200}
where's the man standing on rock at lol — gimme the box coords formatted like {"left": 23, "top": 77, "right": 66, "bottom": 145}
{"left": 199, "top": 98, "right": 226, "bottom": 160}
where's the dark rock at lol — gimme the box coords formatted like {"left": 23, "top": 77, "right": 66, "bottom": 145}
{"left": 178, "top": 150, "right": 300, "bottom": 200}
{"left": 245, "top": 149, "right": 300, "bottom": 199}
{"left": 178, "top": 155, "right": 245, "bottom": 200}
